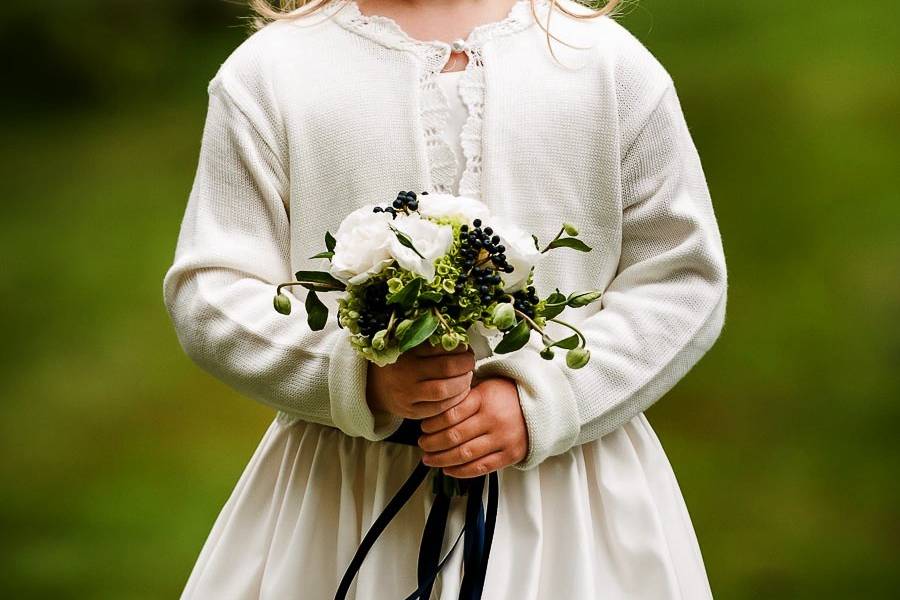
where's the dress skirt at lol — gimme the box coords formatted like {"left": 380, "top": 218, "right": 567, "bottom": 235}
{"left": 180, "top": 413, "right": 714, "bottom": 599}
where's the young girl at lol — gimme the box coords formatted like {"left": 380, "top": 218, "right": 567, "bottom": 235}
{"left": 162, "top": 0, "right": 728, "bottom": 598}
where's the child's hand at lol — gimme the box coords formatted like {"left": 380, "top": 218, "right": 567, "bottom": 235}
{"left": 366, "top": 343, "right": 475, "bottom": 420}
{"left": 417, "top": 377, "right": 528, "bottom": 478}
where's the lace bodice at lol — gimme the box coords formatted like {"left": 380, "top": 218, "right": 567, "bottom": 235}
{"left": 436, "top": 69, "right": 468, "bottom": 195}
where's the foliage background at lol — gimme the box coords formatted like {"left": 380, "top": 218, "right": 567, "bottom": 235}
{"left": 1, "top": 1, "right": 897, "bottom": 597}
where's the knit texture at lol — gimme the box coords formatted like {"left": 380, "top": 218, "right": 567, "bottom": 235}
{"left": 162, "top": 0, "right": 728, "bottom": 468}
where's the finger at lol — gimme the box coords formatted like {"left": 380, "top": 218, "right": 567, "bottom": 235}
{"left": 419, "top": 388, "right": 482, "bottom": 434}
{"left": 421, "top": 434, "right": 500, "bottom": 468}
{"left": 412, "top": 370, "right": 473, "bottom": 405}
{"left": 417, "top": 413, "right": 489, "bottom": 453}
{"left": 442, "top": 451, "right": 508, "bottom": 479}
{"left": 415, "top": 351, "right": 476, "bottom": 381}
{"left": 408, "top": 389, "right": 468, "bottom": 420}
{"left": 409, "top": 341, "right": 471, "bottom": 358}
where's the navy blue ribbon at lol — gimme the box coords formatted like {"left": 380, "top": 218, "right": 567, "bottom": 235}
{"left": 334, "top": 418, "right": 499, "bottom": 600}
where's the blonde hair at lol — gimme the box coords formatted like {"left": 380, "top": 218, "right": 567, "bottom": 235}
{"left": 248, "top": 0, "right": 626, "bottom": 64}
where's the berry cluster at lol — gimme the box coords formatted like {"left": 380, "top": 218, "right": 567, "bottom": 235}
{"left": 357, "top": 281, "right": 391, "bottom": 337}
{"left": 468, "top": 267, "right": 503, "bottom": 304}
{"left": 459, "top": 219, "right": 512, "bottom": 273}
{"left": 512, "top": 285, "right": 540, "bottom": 319}
{"left": 372, "top": 190, "right": 427, "bottom": 218}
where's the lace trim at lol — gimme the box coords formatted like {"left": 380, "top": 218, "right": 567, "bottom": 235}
{"left": 326, "top": 0, "right": 544, "bottom": 55}
{"left": 421, "top": 70, "right": 458, "bottom": 194}
{"left": 326, "top": 0, "right": 548, "bottom": 199}
{"left": 457, "top": 48, "right": 485, "bottom": 198}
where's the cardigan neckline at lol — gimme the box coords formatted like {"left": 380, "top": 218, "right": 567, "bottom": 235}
{"left": 324, "top": 0, "right": 548, "bottom": 71}
{"left": 317, "top": 0, "right": 551, "bottom": 199}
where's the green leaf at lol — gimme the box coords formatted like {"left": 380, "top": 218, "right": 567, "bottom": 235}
{"left": 387, "top": 277, "right": 422, "bottom": 308}
{"left": 546, "top": 237, "right": 592, "bottom": 252}
{"left": 389, "top": 224, "right": 426, "bottom": 259}
{"left": 305, "top": 290, "right": 328, "bottom": 331}
{"left": 398, "top": 311, "right": 440, "bottom": 353}
{"left": 299, "top": 282, "right": 345, "bottom": 293}
{"left": 309, "top": 251, "right": 335, "bottom": 260}
{"left": 294, "top": 270, "right": 346, "bottom": 290}
{"left": 419, "top": 290, "right": 443, "bottom": 303}
{"left": 493, "top": 319, "right": 532, "bottom": 354}
{"left": 539, "top": 291, "right": 567, "bottom": 320}
{"left": 325, "top": 231, "right": 336, "bottom": 253}
{"left": 546, "top": 334, "right": 579, "bottom": 350}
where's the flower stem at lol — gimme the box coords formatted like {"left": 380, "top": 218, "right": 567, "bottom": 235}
{"left": 540, "top": 226, "right": 566, "bottom": 254}
{"left": 432, "top": 307, "right": 453, "bottom": 333}
{"left": 386, "top": 310, "right": 398, "bottom": 337}
{"left": 549, "top": 318, "right": 587, "bottom": 347}
{"left": 276, "top": 281, "right": 343, "bottom": 295}
{"left": 514, "top": 308, "right": 554, "bottom": 346}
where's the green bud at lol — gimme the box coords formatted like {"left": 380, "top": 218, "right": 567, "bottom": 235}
{"left": 387, "top": 277, "right": 404, "bottom": 294}
{"left": 441, "top": 333, "right": 460, "bottom": 351}
{"left": 442, "top": 278, "right": 456, "bottom": 294}
{"left": 394, "top": 318, "right": 414, "bottom": 340}
{"left": 492, "top": 302, "right": 517, "bottom": 330}
{"left": 540, "top": 347, "right": 555, "bottom": 360}
{"left": 273, "top": 293, "right": 292, "bottom": 315}
{"left": 566, "top": 347, "right": 590, "bottom": 369}
{"left": 568, "top": 290, "right": 602, "bottom": 308}
{"left": 371, "top": 329, "right": 389, "bottom": 351}
{"left": 563, "top": 223, "right": 579, "bottom": 236}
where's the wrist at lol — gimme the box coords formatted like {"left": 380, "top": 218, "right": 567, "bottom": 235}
{"left": 365, "top": 362, "right": 387, "bottom": 413}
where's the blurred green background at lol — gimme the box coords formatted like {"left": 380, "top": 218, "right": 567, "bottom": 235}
{"left": 1, "top": 1, "right": 897, "bottom": 598}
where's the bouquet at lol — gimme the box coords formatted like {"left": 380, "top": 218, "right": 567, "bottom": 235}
{"left": 271, "top": 190, "right": 603, "bottom": 600}
{"left": 272, "top": 190, "right": 601, "bottom": 369}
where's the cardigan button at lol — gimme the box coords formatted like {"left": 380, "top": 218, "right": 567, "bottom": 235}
{"left": 450, "top": 39, "right": 467, "bottom": 53}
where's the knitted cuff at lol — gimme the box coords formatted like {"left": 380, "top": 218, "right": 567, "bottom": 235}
{"left": 328, "top": 336, "right": 405, "bottom": 440}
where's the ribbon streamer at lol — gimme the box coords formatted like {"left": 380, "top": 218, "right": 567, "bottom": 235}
{"left": 334, "top": 418, "right": 499, "bottom": 600}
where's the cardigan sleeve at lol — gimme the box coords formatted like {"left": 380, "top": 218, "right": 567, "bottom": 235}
{"left": 161, "top": 74, "right": 404, "bottom": 441}
{"left": 475, "top": 82, "right": 728, "bottom": 470}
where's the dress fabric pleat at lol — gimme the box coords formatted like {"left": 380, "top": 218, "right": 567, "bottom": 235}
{"left": 181, "top": 415, "right": 712, "bottom": 599}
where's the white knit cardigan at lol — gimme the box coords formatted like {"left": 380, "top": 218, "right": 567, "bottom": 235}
{"left": 162, "top": 0, "right": 728, "bottom": 471}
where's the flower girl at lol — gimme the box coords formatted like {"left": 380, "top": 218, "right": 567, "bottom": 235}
{"left": 162, "top": 0, "right": 728, "bottom": 598}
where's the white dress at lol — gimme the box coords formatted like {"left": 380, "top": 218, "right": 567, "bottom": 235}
{"left": 179, "top": 65, "right": 715, "bottom": 600}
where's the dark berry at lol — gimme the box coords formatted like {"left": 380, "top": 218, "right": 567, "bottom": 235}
{"left": 484, "top": 227, "right": 493, "bottom": 235}
{"left": 473, "top": 218, "right": 482, "bottom": 227}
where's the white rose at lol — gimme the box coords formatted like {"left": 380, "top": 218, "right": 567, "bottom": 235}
{"left": 417, "top": 192, "right": 491, "bottom": 225}
{"left": 493, "top": 223, "right": 542, "bottom": 293}
{"left": 465, "top": 321, "right": 502, "bottom": 361}
{"left": 388, "top": 213, "right": 453, "bottom": 281}
{"left": 329, "top": 205, "right": 395, "bottom": 285}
